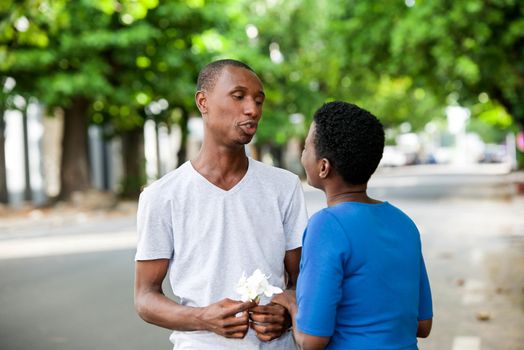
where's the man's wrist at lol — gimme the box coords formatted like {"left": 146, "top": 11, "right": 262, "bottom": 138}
{"left": 192, "top": 306, "right": 208, "bottom": 331}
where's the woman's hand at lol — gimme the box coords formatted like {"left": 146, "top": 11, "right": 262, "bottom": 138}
{"left": 271, "top": 289, "right": 296, "bottom": 311}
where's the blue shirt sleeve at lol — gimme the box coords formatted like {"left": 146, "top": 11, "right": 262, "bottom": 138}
{"left": 296, "top": 210, "right": 349, "bottom": 336}
{"left": 418, "top": 255, "right": 433, "bottom": 320}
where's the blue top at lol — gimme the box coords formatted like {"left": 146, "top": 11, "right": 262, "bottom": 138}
{"left": 296, "top": 201, "right": 432, "bottom": 350}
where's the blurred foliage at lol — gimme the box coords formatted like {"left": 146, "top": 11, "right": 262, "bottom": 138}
{"left": 0, "top": 0, "right": 523, "bottom": 196}
{"left": 2, "top": 0, "right": 522, "bottom": 140}
{"left": 468, "top": 100, "right": 515, "bottom": 143}
{"left": 0, "top": 0, "right": 524, "bottom": 133}
{"left": 386, "top": 0, "right": 524, "bottom": 129}
{"left": 0, "top": 0, "right": 232, "bottom": 196}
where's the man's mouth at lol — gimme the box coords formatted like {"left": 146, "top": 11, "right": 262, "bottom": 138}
{"left": 238, "top": 121, "right": 258, "bottom": 135}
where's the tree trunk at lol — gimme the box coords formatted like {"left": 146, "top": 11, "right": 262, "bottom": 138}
{"left": 269, "top": 143, "right": 284, "bottom": 168}
{"left": 155, "top": 121, "right": 162, "bottom": 177}
{"left": 101, "top": 130, "right": 111, "bottom": 191}
{"left": 176, "top": 109, "right": 189, "bottom": 167}
{"left": 0, "top": 113, "right": 7, "bottom": 204}
{"left": 249, "top": 143, "right": 262, "bottom": 161}
{"left": 121, "top": 126, "right": 145, "bottom": 199}
{"left": 59, "top": 97, "right": 91, "bottom": 200}
{"left": 22, "top": 106, "right": 32, "bottom": 201}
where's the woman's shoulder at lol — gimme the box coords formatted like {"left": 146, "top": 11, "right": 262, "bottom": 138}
{"left": 308, "top": 208, "right": 346, "bottom": 237}
{"left": 249, "top": 158, "right": 300, "bottom": 183}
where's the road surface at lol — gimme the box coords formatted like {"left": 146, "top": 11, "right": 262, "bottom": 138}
{"left": 1, "top": 164, "right": 523, "bottom": 350}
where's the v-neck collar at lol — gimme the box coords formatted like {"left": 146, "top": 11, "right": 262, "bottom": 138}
{"left": 188, "top": 157, "right": 253, "bottom": 195}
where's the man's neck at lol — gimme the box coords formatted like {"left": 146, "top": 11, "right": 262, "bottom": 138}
{"left": 191, "top": 144, "right": 249, "bottom": 190}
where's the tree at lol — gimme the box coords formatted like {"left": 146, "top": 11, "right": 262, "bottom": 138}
{"left": 222, "top": 0, "right": 442, "bottom": 162}
{"left": 387, "top": 0, "right": 523, "bottom": 129}
{"left": 216, "top": 0, "right": 334, "bottom": 166}
{"left": 0, "top": 77, "right": 8, "bottom": 204}
{"left": 1, "top": 0, "right": 68, "bottom": 203}
{"left": 91, "top": 0, "right": 233, "bottom": 196}
{"left": 1, "top": 0, "right": 160, "bottom": 200}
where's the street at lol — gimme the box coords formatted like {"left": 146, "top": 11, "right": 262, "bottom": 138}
{"left": 1, "top": 164, "right": 523, "bottom": 350}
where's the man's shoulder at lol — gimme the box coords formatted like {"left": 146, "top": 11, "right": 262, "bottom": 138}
{"left": 141, "top": 161, "right": 192, "bottom": 197}
{"left": 250, "top": 158, "right": 300, "bottom": 184}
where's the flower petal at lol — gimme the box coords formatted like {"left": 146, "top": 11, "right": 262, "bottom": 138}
{"left": 264, "top": 285, "right": 283, "bottom": 297}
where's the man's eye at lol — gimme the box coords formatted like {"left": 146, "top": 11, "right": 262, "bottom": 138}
{"left": 232, "top": 95, "right": 243, "bottom": 100}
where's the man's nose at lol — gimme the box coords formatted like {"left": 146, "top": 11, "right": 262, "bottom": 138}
{"left": 243, "top": 98, "right": 260, "bottom": 117}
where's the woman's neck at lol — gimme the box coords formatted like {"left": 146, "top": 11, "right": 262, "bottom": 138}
{"left": 326, "top": 187, "right": 369, "bottom": 206}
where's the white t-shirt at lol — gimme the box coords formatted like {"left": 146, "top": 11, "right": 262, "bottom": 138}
{"left": 136, "top": 157, "right": 308, "bottom": 350}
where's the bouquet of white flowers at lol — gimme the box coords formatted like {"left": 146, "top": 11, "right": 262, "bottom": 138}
{"left": 235, "top": 269, "right": 283, "bottom": 302}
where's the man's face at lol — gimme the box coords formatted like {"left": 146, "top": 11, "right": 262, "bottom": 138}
{"left": 301, "top": 122, "right": 320, "bottom": 188}
{"left": 200, "top": 66, "right": 265, "bottom": 146}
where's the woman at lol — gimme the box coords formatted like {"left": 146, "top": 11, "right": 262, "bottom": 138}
{"left": 272, "top": 101, "right": 433, "bottom": 350}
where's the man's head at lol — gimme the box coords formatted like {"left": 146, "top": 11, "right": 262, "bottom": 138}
{"left": 197, "top": 59, "right": 255, "bottom": 92}
{"left": 302, "top": 101, "right": 384, "bottom": 186}
{"left": 195, "top": 59, "right": 265, "bottom": 146}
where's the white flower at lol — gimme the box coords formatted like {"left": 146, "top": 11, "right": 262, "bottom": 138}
{"left": 235, "top": 269, "right": 283, "bottom": 302}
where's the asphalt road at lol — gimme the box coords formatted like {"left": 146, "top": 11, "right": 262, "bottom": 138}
{"left": 1, "top": 164, "right": 523, "bottom": 350}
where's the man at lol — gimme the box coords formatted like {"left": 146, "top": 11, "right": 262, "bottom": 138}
{"left": 134, "top": 59, "right": 308, "bottom": 349}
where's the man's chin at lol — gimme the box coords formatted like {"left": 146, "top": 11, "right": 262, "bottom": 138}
{"left": 238, "top": 134, "right": 255, "bottom": 145}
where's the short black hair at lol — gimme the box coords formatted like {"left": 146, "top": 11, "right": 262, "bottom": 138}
{"left": 313, "top": 101, "right": 385, "bottom": 185}
{"left": 196, "top": 59, "right": 255, "bottom": 92}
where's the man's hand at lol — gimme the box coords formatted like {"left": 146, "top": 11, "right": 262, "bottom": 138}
{"left": 197, "top": 298, "right": 256, "bottom": 339}
{"left": 249, "top": 303, "right": 291, "bottom": 342}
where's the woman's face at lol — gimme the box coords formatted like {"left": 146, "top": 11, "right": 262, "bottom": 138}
{"left": 301, "top": 122, "right": 321, "bottom": 188}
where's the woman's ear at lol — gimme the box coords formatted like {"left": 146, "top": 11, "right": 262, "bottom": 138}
{"left": 318, "top": 158, "right": 331, "bottom": 179}
{"left": 195, "top": 91, "right": 207, "bottom": 115}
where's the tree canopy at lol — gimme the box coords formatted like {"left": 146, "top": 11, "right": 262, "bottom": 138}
{"left": 1, "top": 0, "right": 522, "bottom": 202}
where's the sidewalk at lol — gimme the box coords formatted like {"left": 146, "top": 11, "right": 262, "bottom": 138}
{"left": 375, "top": 162, "right": 514, "bottom": 176}
{"left": 0, "top": 197, "right": 137, "bottom": 239}
{"left": 408, "top": 197, "right": 524, "bottom": 350}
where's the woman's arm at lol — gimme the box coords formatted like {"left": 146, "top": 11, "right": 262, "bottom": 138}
{"left": 417, "top": 319, "right": 432, "bottom": 338}
{"left": 284, "top": 247, "right": 301, "bottom": 289}
{"left": 272, "top": 290, "right": 330, "bottom": 350}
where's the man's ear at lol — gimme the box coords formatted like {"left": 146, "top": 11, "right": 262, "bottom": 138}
{"left": 318, "top": 158, "right": 331, "bottom": 179}
{"left": 195, "top": 91, "right": 207, "bottom": 115}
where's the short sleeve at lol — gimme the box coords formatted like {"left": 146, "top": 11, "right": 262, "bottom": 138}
{"left": 296, "top": 211, "right": 348, "bottom": 336}
{"left": 418, "top": 255, "right": 433, "bottom": 320}
{"left": 135, "top": 188, "right": 174, "bottom": 261}
{"left": 283, "top": 178, "right": 308, "bottom": 250}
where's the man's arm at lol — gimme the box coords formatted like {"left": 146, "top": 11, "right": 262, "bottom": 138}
{"left": 249, "top": 247, "right": 302, "bottom": 341}
{"left": 134, "top": 259, "right": 255, "bottom": 338}
{"left": 284, "top": 247, "right": 301, "bottom": 289}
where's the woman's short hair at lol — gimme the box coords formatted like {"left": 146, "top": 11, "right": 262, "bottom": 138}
{"left": 313, "top": 101, "right": 385, "bottom": 185}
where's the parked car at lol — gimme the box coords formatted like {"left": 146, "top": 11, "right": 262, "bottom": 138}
{"left": 379, "top": 146, "right": 407, "bottom": 167}
{"left": 479, "top": 144, "right": 507, "bottom": 163}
